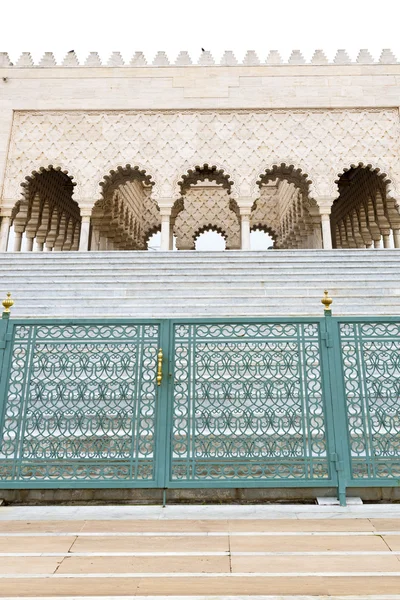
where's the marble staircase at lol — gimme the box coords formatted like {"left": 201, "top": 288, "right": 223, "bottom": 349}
{"left": 0, "top": 249, "right": 399, "bottom": 318}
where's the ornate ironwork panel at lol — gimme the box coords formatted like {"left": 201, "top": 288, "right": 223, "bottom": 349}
{"left": 0, "top": 322, "right": 160, "bottom": 484}
{"left": 339, "top": 321, "right": 400, "bottom": 480}
{"left": 170, "top": 321, "right": 331, "bottom": 483}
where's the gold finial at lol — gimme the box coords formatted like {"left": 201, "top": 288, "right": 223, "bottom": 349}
{"left": 321, "top": 290, "right": 333, "bottom": 312}
{"left": 2, "top": 292, "right": 13, "bottom": 314}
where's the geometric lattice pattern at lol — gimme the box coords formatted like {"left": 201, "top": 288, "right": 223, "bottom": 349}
{"left": 339, "top": 321, "right": 400, "bottom": 479}
{"left": 0, "top": 323, "right": 160, "bottom": 483}
{"left": 170, "top": 321, "right": 331, "bottom": 482}
{"left": 4, "top": 109, "right": 400, "bottom": 204}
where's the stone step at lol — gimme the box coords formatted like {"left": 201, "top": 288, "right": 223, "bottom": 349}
{"left": 1, "top": 250, "right": 400, "bottom": 264}
{"left": 3, "top": 282, "right": 400, "bottom": 302}
{"left": 2, "top": 272, "right": 399, "bottom": 282}
{"left": 1, "top": 264, "right": 399, "bottom": 273}
{"left": 1, "top": 250, "right": 399, "bottom": 317}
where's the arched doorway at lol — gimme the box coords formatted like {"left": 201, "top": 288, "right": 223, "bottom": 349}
{"left": 8, "top": 167, "right": 80, "bottom": 252}
{"left": 253, "top": 164, "right": 320, "bottom": 249}
{"left": 92, "top": 165, "right": 159, "bottom": 250}
{"left": 250, "top": 227, "right": 275, "bottom": 250}
{"left": 331, "top": 165, "right": 400, "bottom": 248}
{"left": 194, "top": 227, "right": 227, "bottom": 251}
{"left": 173, "top": 164, "right": 240, "bottom": 250}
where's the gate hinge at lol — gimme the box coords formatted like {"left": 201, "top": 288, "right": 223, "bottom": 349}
{"left": 321, "top": 331, "right": 333, "bottom": 347}
{"left": 330, "top": 452, "right": 344, "bottom": 472}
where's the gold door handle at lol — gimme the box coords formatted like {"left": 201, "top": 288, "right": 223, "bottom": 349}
{"left": 157, "top": 348, "right": 163, "bottom": 386}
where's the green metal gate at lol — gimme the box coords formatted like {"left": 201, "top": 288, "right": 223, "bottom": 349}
{"left": 166, "top": 319, "right": 337, "bottom": 490}
{"left": 333, "top": 318, "right": 400, "bottom": 487}
{"left": 0, "top": 318, "right": 168, "bottom": 487}
{"left": 0, "top": 305, "right": 399, "bottom": 504}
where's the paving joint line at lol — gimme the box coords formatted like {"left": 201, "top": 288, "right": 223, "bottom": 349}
{"left": 3, "top": 572, "right": 400, "bottom": 578}
{"left": 0, "top": 531, "right": 399, "bottom": 537}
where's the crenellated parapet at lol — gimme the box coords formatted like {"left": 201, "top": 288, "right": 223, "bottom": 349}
{"left": 0, "top": 49, "right": 399, "bottom": 67}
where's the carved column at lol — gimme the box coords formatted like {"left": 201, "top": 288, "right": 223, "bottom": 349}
{"left": 79, "top": 215, "right": 91, "bottom": 251}
{"left": 157, "top": 202, "right": 173, "bottom": 251}
{"left": 366, "top": 198, "right": 382, "bottom": 249}
{"left": 320, "top": 214, "right": 332, "bottom": 249}
{"left": 237, "top": 198, "right": 255, "bottom": 251}
{"left": 71, "top": 223, "right": 80, "bottom": 251}
{"left": 45, "top": 210, "right": 60, "bottom": 252}
{"left": 306, "top": 202, "right": 324, "bottom": 249}
{"left": 240, "top": 212, "right": 251, "bottom": 250}
{"left": 382, "top": 231, "right": 391, "bottom": 248}
{"left": 54, "top": 215, "right": 67, "bottom": 251}
{"left": 315, "top": 197, "right": 335, "bottom": 249}
{"left": 375, "top": 191, "right": 392, "bottom": 248}
{"left": 35, "top": 203, "right": 50, "bottom": 252}
{"left": 24, "top": 194, "right": 41, "bottom": 252}
{"left": 91, "top": 227, "right": 100, "bottom": 251}
{"left": 13, "top": 232, "right": 22, "bottom": 251}
{"left": 62, "top": 220, "right": 74, "bottom": 251}
{"left": 393, "top": 230, "right": 400, "bottom": 248}
{"left": 0, "top": 216, "right": 11, "bottom": 252}
{"left": 13, "top": 200, "right": 29, "bottom": 252}
{"left": 160, "top": 214, "right": 171, "bottom": 250}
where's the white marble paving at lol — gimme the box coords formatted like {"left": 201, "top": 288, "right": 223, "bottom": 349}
{"left": 4, "top": 597, "right": 400, "bottom": 600}
{"left": 1, "top": 504, "right": 400, "bottom": 521}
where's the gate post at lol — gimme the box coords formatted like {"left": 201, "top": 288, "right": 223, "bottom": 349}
{"left": 321, "top": 291, "right": 348, "bottom": 506}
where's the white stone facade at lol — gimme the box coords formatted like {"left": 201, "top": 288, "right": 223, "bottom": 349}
{"left": 1, "top": 50, "right": 400, "bottom": 251}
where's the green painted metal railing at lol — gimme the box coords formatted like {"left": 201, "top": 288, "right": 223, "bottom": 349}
{"left": 0, "top": 295, "right": 399, "bottom": 505}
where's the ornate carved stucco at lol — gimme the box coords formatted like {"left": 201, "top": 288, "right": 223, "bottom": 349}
{"left": 92, "top": 176, "right": 160, "bottom": 250}
{"left": 251, "top": 184, "right": 280, "bottom": 237}
{"left": 2, "top": 109, "right": 400, "bottom": 210}
{"left": 174, "top": 186, "right": 240, "bottom": 249}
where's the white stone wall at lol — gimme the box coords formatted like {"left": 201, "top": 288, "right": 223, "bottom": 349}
{"left": 1, "top": 61, "right": 400, "bottom": 215}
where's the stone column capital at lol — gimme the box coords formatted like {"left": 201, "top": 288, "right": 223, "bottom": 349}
{"left": 315, "top": 196, "right": 337, "bottom": 215}
{"left": 236, "top": 196, "right": 256, "bottom": 213}
{"left": 160, "top": 208, "right": 172, "bottom": 217}
{"left": 157, "top": 198, "right": 175, "bottom": 213}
